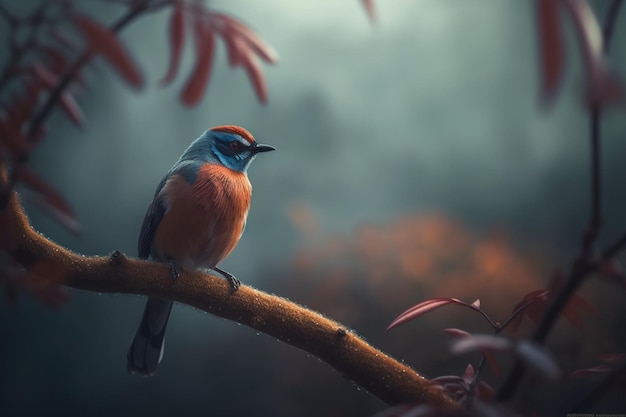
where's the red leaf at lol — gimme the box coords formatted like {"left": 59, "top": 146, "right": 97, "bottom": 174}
{"left": 508, "top": 289, "right": 550, "bottom": 332}
{"left": 241, "top": 54, "right": 268, "bottom": 104}
{"left": 221, "top": 29, "right": 246, "bottom": 68}
{"left": 14, "top": 165, "right": 80, "bottom": 234}
{"left": 361, "top": 0, "right": 377, "bottom": 24}
{"left": 536, "top": 0, "right": 565, "bottom": 103}
{"left": 160, "top": 2, "right": 186, "bottom": 86}
{"left": 31, "top": 63, "right": 84, "bottom": 127}
{"left": 59, "top": 93, "right": 85, "bottom": 127}
{"left": 180, "top": 12, "right": 215, "bottom": 107}
{"left": 213, "top": 13, "right": 278, "bottom": 64}
{"left": 563, "top": 0, "right": 623, "bottom": 107}
{"left": 387, "top": 298, "right": 478, "bottom": 330}
{"left": 71, "top": 13, "right": 144, "bottom": 88}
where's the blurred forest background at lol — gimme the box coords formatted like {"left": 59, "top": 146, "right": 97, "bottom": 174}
{"left": 2, "top": 0, "right": 626, "bottom": 416}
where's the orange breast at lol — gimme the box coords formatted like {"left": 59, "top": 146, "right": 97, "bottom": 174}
{"left": 153, "top": 164, "right": 252, "bottom": 268}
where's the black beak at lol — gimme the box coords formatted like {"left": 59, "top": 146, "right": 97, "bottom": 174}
{"left": 251, "top": 143, "right": 276, "bottom": 153}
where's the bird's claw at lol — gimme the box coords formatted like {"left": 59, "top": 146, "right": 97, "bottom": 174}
{"left": 214, "top": 267, "right": 240, "bottom": 292}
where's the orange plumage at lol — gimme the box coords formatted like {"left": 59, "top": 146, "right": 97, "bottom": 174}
{"left": 154, "top": 164, "right": 251, "bottom": 268}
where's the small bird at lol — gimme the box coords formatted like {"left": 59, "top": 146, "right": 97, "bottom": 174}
{"left": 127, "top": 125, "right": 274, "bottom": 376}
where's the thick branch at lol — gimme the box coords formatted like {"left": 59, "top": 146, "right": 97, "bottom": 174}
{"left": 3, "top": 189, "right": 455, "bottom": 408}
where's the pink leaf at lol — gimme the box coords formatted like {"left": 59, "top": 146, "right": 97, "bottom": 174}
{"left": 387, "top": 298, "right": 478, "bottom": 330}
{"left": 536, "top": 0, "right": 565, "bottom": 103}
{"left": 462, "top": 363, "right": 475, "bottom": 385}
{"left": 160, "top": 2, "right": 186, "bottom": 86}
{"left": 180, "top": 12, "right": 215, "bottom": 107}
{"left": 71, "top": 13, "right": 144, "bottom": 88}
{"left": 361, "top": 0, "right": 377, "bottom": 24}
{"left": 563, "top": 0, "right": 623, "bottom": 107}
{"left": 443, "top": 328, "right": 471, "bottom": 338}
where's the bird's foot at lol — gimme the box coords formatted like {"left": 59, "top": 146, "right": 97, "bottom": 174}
{"left": 168, "top": 259, "right": 181, "bottom": 282}
{"left": 213, "top": 267, "right": 241, "bottom": 292}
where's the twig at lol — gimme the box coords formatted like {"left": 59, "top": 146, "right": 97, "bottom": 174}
{"left": 579, "top": 0, "right": 623, "bottom": 260}
{"left": 496, "top": 0, "right": 624, "bottom": 402}
{"left": 1, "top": 185, "right": 457, "bottom": 409}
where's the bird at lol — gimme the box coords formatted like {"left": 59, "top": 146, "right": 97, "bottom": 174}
{"left": 127, "top": 125, "right": 275, "bottom": 376}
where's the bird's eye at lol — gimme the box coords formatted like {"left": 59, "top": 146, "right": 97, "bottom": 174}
{"left": 229, "top": 142, "right": 241, "bottom": 152}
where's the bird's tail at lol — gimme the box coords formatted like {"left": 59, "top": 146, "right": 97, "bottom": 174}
{"left": 127, "top": 297, "right": 173, "bottom": 376}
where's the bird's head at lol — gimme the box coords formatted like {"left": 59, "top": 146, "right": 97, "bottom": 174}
{"left": 181, "top": 125, "right": 275, "bottom": 173}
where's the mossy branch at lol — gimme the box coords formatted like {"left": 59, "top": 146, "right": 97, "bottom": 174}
{"left": 3, "top": 188, "right": 456, "bottom": 409}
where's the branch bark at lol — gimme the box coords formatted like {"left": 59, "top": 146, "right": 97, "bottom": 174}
{"left": 3, "top": 187, "right": 456, "bottom": 409}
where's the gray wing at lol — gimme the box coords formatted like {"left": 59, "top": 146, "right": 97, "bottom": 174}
{"left": 137, "top": 161, "right": 203, "bottom": 259}
{"left": 138, "top": 177, "right": 168, "bottom": 260}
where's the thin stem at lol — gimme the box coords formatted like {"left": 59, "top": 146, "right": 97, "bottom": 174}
{"left": 603, "top": 0, "right": 624, "bottom": 52}
{"left": 579, "top": 107, "right": 602, "bottom": 260}
{"left": 496, "top": 0, "right": 624, "bottom": 402}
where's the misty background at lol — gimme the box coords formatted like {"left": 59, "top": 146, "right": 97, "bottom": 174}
{"left": 2, "top": 0, "right": 626, "bottom": 416}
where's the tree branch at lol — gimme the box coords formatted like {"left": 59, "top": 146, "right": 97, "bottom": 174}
{"left": 2, "top": 187, "right": 456, "bottom": 409}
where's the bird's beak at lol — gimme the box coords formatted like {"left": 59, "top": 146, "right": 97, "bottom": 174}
{"left": 252, "top": 143, "right": 276, "bottom": 153}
